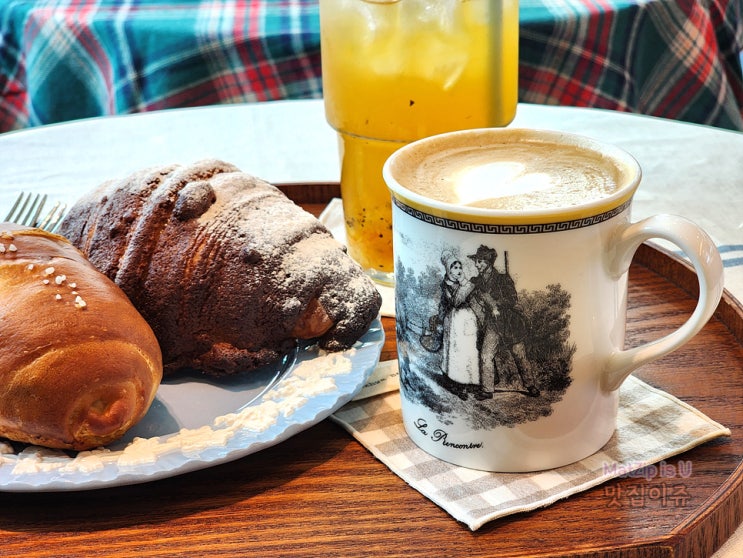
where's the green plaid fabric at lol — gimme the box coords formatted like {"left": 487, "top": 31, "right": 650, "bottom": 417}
{"left": 519, "top": 0, "right": 743, "bottom": 130}
{"left": 1, "top": 0, "right": 742, "bottom": 133}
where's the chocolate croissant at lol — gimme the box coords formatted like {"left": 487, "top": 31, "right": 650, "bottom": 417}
{"left": 58, "top": 159, "right": 382, "bottom": 376}
{"left": 0, "top": 225, "right": 162, "bottom": 450}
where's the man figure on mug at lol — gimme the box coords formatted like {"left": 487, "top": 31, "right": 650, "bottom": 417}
{"left": 468, "top": 245, "right": 540, "bottom": 400}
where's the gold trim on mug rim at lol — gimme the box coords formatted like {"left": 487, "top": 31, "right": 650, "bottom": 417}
{"left": 392, "top": 196, "right": 633, "bottom": 234}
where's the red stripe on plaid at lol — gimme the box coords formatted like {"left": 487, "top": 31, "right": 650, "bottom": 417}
{"left": 235, "top": 1, "right": 281, "bottom": 101}
{"left": 584, "top": 0, "right": 614, "bottom": 15}
{"left": 574, "top": 8, "right": 615, "bottom": 107}
{"left": 523, "top": 1, "right": 620, "bottom": 109}
{"left": 247, "top": 0, "right": 261, "bottom": 37}
{"left": 700, "top": 0, "right": 743, "bottom": 114}
{"left": 66, "top": 10, "right": 116, "bottom": 114}
{"left": 0, "top": 78, "right": 29, "bottom": 131}
{"left": 656, "top": 2, "right": 720, "bottom": 119}
{"left": 30, "top": 6, "right": 116, "bottom": 115}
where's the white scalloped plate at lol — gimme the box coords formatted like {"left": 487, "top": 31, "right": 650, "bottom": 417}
{"left": 0, "top": 320, "right": 384, "bottom": 492}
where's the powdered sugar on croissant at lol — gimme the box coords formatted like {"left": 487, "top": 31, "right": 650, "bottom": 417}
{"left": 58, "top": 159, "right": 382, "bottom": 376}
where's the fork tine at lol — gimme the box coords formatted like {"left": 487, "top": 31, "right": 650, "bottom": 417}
{"left": 37, "top": 202, "right": 67, "bottom": 233}
{"left": 25, "top": 194, "right": 47, "bottom": 227}
{"left": 5, "top": 193, "right": 66, "bottom": 230}
{"left": 9, "top": 193, "right": 45, "bottom": 226}
{"left": 17, "top": 193, "right": 40, "bottom": 225}
{"left": 4, "top": 192, "right": 36, "bottom": 223}
{"left": 3, "top": 192, "right": 27, "bottom": 222}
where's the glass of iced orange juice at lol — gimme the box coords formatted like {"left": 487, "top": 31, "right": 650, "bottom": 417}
{"left": 319, "top": 0, "right": 519, "bottom": 285}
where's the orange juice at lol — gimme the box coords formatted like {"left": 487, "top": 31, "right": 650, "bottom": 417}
{"left": 320, "top": 0, "right": 519, "bottom": 284}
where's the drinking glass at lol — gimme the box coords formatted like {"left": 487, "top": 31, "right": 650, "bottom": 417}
{"left": 319, "top": 0, "right": 519, "bottom": 285}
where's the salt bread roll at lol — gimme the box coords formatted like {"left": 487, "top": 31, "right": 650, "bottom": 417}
{"left": 0, "top": 225, "right": 162, "bottom": 450}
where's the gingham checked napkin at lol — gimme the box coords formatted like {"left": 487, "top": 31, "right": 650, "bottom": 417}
{"left": 331, "top": 360, "right": 730, "bottom": 531}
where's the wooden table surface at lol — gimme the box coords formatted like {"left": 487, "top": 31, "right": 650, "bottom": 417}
{"left": 1, "top": 194, "right": 742, "bottom": 558}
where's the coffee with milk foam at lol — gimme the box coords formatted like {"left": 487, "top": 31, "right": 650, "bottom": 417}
{"left": 391, "top": 130, "right": 627, "bottom": 211}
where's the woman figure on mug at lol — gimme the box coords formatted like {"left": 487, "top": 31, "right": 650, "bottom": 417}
{"left": 438, "top": 251, "right": 479, "bottom": 399}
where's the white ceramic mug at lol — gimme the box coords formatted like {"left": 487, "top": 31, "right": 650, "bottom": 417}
{"left": 383, "top": 128, "right": 724, "bottom": 472}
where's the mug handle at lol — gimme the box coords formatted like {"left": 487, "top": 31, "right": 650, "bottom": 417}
{"left": 602, "top": 214, "right": 724, "bottom": 391}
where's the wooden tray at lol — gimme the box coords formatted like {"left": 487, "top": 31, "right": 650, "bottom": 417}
{"left": 288, "top": 185, "right": 743, "bottom": 557}
{"left": 1, "top": 185, "right": 741, "bottom": 558}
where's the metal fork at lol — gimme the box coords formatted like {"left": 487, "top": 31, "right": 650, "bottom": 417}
{"left": 3, "top": 192, "right": 67, "bottom": 233}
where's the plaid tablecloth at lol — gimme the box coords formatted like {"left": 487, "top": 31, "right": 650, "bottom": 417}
{"left": 1, "top": 0, "right": 742, "bottom": 133}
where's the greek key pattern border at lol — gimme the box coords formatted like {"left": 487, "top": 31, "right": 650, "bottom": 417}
{"left": 393, "top": 197, "right": 631, "bottom": 234}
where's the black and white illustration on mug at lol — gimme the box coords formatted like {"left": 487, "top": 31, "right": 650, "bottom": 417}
{"left": 396, "top": 243, "right": 575, "bottom": 430}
